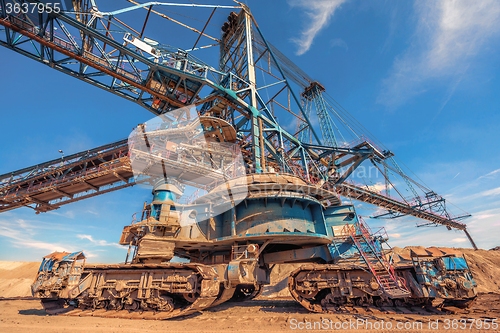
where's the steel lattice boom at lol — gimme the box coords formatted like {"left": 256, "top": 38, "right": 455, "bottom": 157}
{"left": 0, "top": 139, "right": 134, "bottom": 213}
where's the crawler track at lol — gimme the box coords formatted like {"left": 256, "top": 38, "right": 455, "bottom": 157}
{"left": 288, "top": 264, "right": 387, "bottom": 314}
{"left": 288, "top": 264, "right": 475, "bottom": 315}
{"left": 37, "top": 263, "right": 226, "bottom": 320}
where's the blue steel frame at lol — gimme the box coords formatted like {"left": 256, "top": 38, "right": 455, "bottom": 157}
{"left": 0, "top": 1, "right": 477, "bottom": 248}
{"left": 0, "top": 0, "right": 373, "bottom": 181}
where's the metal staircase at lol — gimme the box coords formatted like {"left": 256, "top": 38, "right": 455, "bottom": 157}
{"left": 348, "top": 219, "right": 411, "bottom": 299}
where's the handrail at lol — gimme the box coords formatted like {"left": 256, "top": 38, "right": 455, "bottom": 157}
{"left": 348, "top": 219, "right": 410, "bottom": 295}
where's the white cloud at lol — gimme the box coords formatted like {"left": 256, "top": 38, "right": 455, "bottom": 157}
{"left": 366, "top": 182, "right": 388, "bottom": 194}
{"left": 18, "top": 241, "right": 69, "bottom": 252}
{"left": 478, "top": 187, "right": 500, "bottom": 198}
{"left": 0, "top": 218, "right": 122, "bottom": 261}
{"left": 378, "top": 0, "right": 500, "bottom": 107}
{"left": 478, "top": 168, "right": 500, "bottom": 180}
{"left": 16, "top": 219, "right": 35, "bottom": 235}
{"left": 458, "top": 186, "right": 500, "bottom": 201}
{"left": 48, "top": 209, "right": 76, "bottom": 219}
{"left": 452, "top": 237, "right": 467, "bottom": 243}
{"left": 470, "top": 207, "right": 500, "bottom": 220}
{"left": 288, "top": 0, "right": 347, "bottom": 55}
{"left": 77, "top": 234, "right": 122, "bottom": 248}
{"left": 330, "top": 38, "right": 348, "bottom": 51}
{"left": 0, "top": 219, "right": 74, "bottom": 253}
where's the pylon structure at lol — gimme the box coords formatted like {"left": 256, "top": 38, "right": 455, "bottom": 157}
{"left": 0, "top": 0, "right": 475, "bottom": 248}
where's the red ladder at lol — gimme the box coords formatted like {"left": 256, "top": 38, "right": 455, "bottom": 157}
{"left": 348, "top": 218, "right": 411, "bottom": 298}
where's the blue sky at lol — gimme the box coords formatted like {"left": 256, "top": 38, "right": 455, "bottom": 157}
{"left": 1, "top": 0, "right": 500, "bottom": 262}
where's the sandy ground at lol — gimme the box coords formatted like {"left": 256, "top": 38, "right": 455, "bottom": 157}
{"left": 1, "top": 294, "right": 500, "bottom": 333}
{"left": 1, "top": 247, "right": 499, "bottom": 332}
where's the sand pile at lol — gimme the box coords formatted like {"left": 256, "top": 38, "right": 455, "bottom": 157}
{"left": 0, "top": 261, "right": 40, "bottom": 298}
{"left": 459, "top": 248, "right": 500, "bottom": 293}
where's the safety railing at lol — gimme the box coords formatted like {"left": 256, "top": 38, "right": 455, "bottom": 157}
{"left": 349, "top": 218, "right": 411, "bottom": 294}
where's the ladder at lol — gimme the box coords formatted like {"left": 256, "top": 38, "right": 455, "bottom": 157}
{"left": 348, "top": 219, "right": 411, "bottom": 298}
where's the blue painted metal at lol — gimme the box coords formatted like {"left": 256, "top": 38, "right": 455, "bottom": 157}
{"left": 443, "top": 257, "right": 469, "bottom": 270}
{"left": 252, "top": 22, "right": 322, "bottom": 145}
{"left": 263, "top": 245, "right": 332, "bottom": 263}
{"left": 411, "top": 253, "right": 477, "bottom": 300}
{"left": 152, "top": 189, "right": 177, "bottom": 203}
{"left": 302, "top": 82, "right": 337, "bottom": 147}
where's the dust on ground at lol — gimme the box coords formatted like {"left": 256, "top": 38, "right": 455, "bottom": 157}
{"left": 1, "top": 294, "right": 499, "bottom": 333}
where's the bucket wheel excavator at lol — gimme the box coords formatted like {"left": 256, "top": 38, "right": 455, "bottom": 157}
{"left": 0, "top": 0, "right": 477, "bottom": 318}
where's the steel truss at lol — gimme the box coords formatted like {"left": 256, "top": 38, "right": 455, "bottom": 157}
{"left": 0, "top": 0, "right": 477, "bottom": 248}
